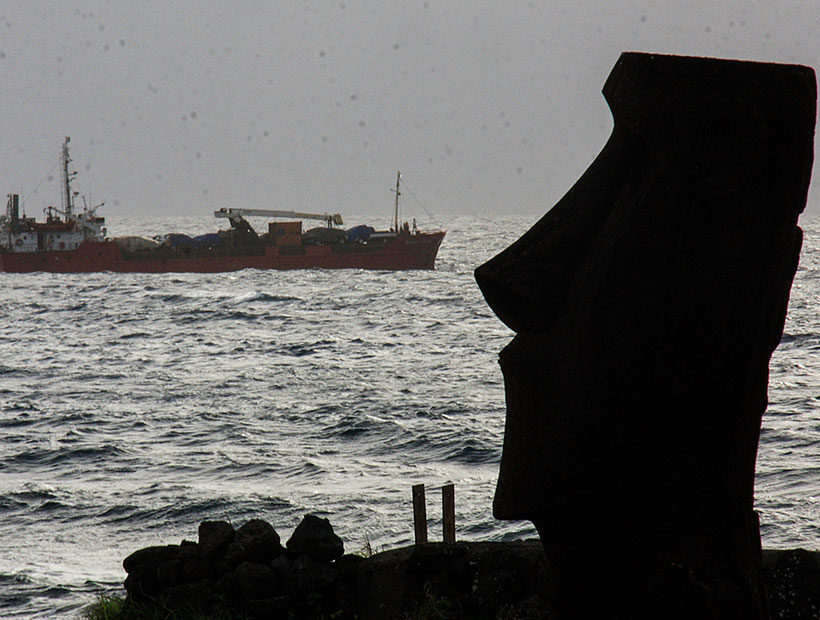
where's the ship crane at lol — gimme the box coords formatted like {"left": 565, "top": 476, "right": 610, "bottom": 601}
{"left": 214, "top": 208, "right": 343, "bottom": 228}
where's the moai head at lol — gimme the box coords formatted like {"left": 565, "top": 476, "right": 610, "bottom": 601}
{"left": 476, "top": 53, "right": 815, "bottom": 619}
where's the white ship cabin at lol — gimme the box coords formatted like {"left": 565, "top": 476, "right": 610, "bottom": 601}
{"left": 1, "top": 194, "right": 104, "bottom": 253}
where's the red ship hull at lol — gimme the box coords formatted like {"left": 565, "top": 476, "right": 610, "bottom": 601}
{"left": 0, "top": 231, "right": 445, "bottom": 273}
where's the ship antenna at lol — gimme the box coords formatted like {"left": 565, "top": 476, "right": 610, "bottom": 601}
{"left": 61, "top": 136, "right": 73, "bottom": 217}
{"left": 393, "top": 170, "right": 401, "bottom": 233}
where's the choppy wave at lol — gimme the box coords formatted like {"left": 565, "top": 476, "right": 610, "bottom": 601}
{"left": 1, "top": 214, "right": 820, "bottom": 617}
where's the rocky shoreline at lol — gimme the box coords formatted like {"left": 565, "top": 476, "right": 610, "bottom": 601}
{"left": 121, "top": 515, "right": 820, "bottom": 619}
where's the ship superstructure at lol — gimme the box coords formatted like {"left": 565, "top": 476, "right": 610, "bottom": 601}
{"left": 1, "top": 137, "right": 106, "bottom": 255}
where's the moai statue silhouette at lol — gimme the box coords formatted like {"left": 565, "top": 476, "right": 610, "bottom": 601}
{"left": 476, "top": 53, "right": 816, "bottom": 620}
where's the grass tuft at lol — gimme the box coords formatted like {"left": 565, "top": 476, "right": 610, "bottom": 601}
{"left": 82, "top": 594, "right": 248, "bottom": 620}
{"left": 403, "top": 591, "right": 463, "bottom": 620}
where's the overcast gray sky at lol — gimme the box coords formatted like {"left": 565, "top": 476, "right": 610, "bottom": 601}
{"left": 1, "top": 2, "right": 818, "bottom": 221}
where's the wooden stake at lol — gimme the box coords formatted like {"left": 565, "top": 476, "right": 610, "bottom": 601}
{"left": 442, "top": 483, "right": 455, "bottom": 543}
{"left": 412, "top": 484, "right": 428, "bottom": 544}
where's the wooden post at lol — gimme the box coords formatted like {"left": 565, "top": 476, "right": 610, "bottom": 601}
{"left": 442, "top": 483, "right": 455, "bottom": 543}
{"left": 412, "top": 484, "right": 428, "bottom": 544}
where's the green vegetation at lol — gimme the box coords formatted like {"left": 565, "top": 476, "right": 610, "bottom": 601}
{"left": 403, "top": 592, "right": 463, "bottom": 620}
{"left": 356, "top": 533, "right": 385, "bottom": 558}
{"left": 401, "top": 591, "right": 550, "bottom": 620}
{"left": 84, "top": 592, "right": 462, "bottom": 620}
{"left": 83, "top": 595, "right": 126, "bottom": 620}
{"left": 84, "top": 590, "right": 545, "bottom": 620}
{"left": 83, "top": 594, "right": 352, "bottom": 620}
{"left": 82, "top": 594, "right": 247, "bottom": 620}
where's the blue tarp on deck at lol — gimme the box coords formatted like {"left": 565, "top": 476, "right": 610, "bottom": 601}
{"left": 347, "top": 225, "right": 376, "bottom": 242}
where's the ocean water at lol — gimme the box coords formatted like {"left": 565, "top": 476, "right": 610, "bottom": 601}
{"left": 1, "top": 213, "right": 820, "bottom": 618}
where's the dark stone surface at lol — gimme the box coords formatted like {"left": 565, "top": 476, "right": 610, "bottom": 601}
{"left": 357, "top": 545, "right": 820, "bottom": 620}
{"left": 119, "top": 521, "right": 820, "bottom": 619}
{"left": 335, "top": 553, "right": 365, "bottom": 580}
{"left": 334, "top": 555, "right": 365, "bottom": 617}
{"left": 475, "top": 52, "right": 816, "bottom": 620}
{"left": 178, "top": 539, "right": 199, "bottom": 561}
{"left": 161, "top": 579, "right": 215, "bottom": 612}
{"left": 198, "top": 520, "right": 236, "bottom": 560}
{"left": 123, "top": 517, "right": 351, "bottom": 617}
{"left": 155, "top": 557, "right": 182, "bottom": 589}
{"left": 232, "top": 560, "right": 283, "bottom": 600}
{"left": 763, "top": 549, "right": 820, "bottom": 620}
{"left": 181, "top": 555, "right": 210, "bottom": 582}
{"left": 357, "top": 540, "right": 549, "bottom": 620}
{"left": 235, "top": 518, "right": 283, "bottom": 563}
{"left": 122, "top": 544, "right": 179, "bottom": 574}
{"left": 286, "top": 513, "right": 345, "bottom": 561}
{"left": 293, "top": 554, "right": 339, "bottom": 595}
{"left": 122, "top": 544, "right": 181, "bottom": 600}
{"left": 123, "top": 562, "right": 162, "bottom": 600}
{"left": 269, "top": 554, "right": 294, "bottom": 584}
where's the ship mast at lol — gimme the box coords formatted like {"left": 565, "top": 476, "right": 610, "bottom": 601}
{"left": 61, "top": 136, "right": 74, "bottom": 217}
{"left": 393, "top": 170, "right": 401, "bottom": 233}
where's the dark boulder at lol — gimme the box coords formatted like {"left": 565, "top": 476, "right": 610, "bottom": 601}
{"left": 232, "top": 561, "right": 283, "bottom": 601}
{"left": 333, "top": 555, "right": 365, "bottom": 616}
{"left": 123, "top": 544, "right": 180, "bottom": 573}
{"left": 286, "top": 514, "right": 344, "bottom": 562}
{"left": 234, "top": 518, "right": 283, "bottom": 564}
{"left": 198, "top": 520, "right": 235, "bottom": 560}
{"left": 335, "top": 553, "right": 365, "bottom": 581}
{"left": 161, "top": 579, "right": 215, "bottom": 612}
{"left": 122, "top": 544, "right": 181, "bottom": 600}
{"left": 293, "top": 554, "right": 339, "bottom": 596}
{"left": 181, "top": 555, "right": 210, "bottom": 582}
{"left": 155, "top": 557, "right": 183, "bottom": 589}
{"left": 124, "top": 563, "right": 162, "bottom": 600}
{"left": 270, "top": 554, "right": 294, "bottom": 586}
{"left": 357, "top": 540, "right": 547, "bottom": 620}
{"left": 178, "top": 539, "right": 199, "bottom": 562}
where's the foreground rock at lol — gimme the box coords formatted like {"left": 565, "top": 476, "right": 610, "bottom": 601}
{"left": 358, "top": 539, "right": 551, "bottom": 619}
{"left": 121, "top": 516, "right": 820, "bottom": 619}
{"left": 123, "top": 514, "right": 355, "bottom": 619}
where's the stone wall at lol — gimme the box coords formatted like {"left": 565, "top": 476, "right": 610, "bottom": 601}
{"left": 121, "top": 515, "right": 820, "bottom": 619}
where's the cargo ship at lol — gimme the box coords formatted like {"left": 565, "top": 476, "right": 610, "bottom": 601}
{"left": 0, "top": 138, "right": 445, "bottom": 273}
